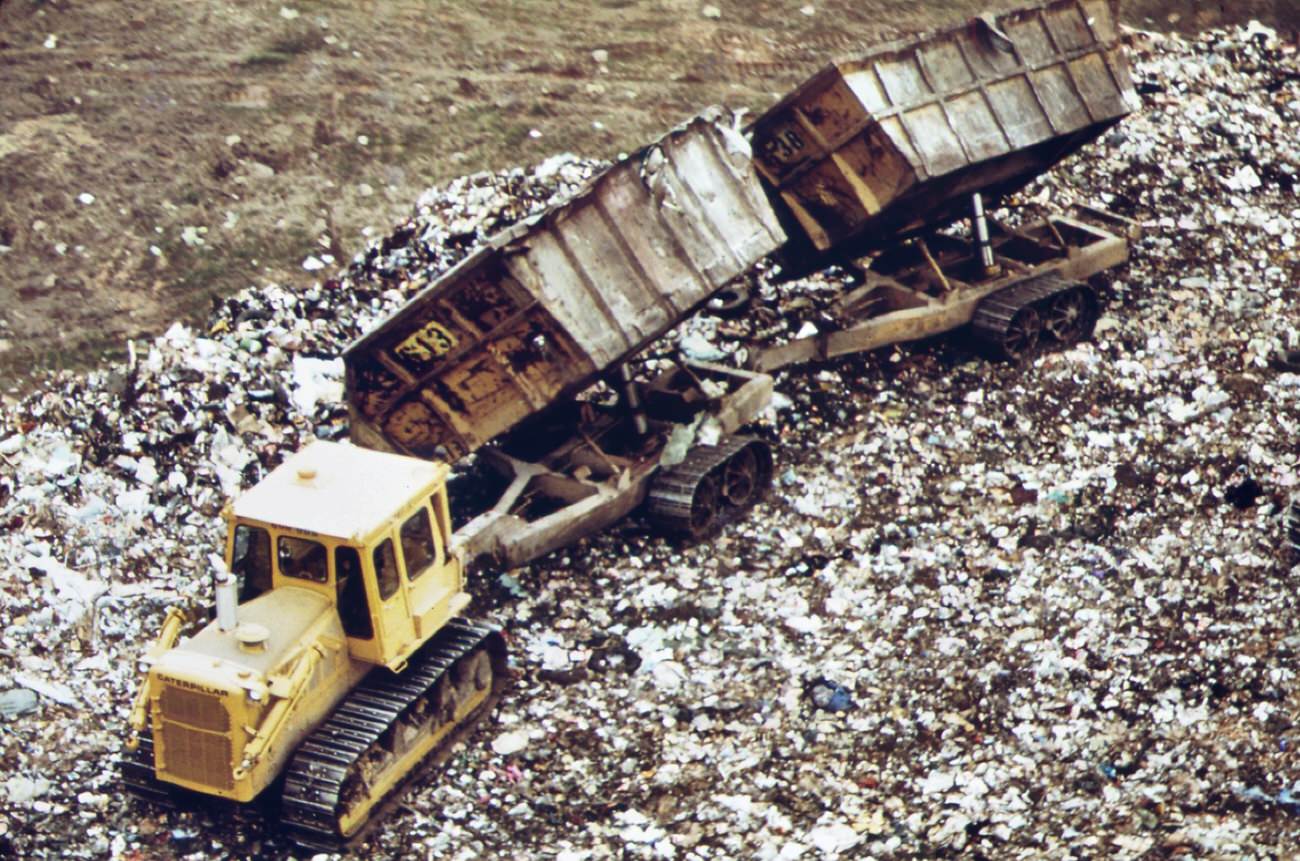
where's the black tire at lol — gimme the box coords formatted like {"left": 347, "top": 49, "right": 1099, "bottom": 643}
{"left": 705, "top": 284, "right": 753, "bottom": 320}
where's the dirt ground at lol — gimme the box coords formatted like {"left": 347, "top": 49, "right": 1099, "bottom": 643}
{"left": 0, "top": 0, "right": 1293, "bottom": 392}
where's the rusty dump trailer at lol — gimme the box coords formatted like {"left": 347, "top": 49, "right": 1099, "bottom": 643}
{"left": 347, "top": 107, "right": 783, "bottom": 463}
{"left": 745, "top": 0, "right": 1140, "bottom": 370}
{"left": 749, "top": 0, "right": 1137, "bottom": 266}
{"left": 343, "top": 0, "right": 1140, "bottom": 569}
{"left": 346, "top": 108, "right": 785, "bottom": 567}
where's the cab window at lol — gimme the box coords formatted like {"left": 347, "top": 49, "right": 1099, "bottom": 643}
{"left": 232, "top": 524, "right": 273, "bottom": 601}
{"left": 278, "top": 535, "right": 328, "bottom": 583}
{"left": 335, "top": 546, "right": 373, "bottom": 639}
{"left": 400, "top": 508, "right": 438, "bottom": 579}
{"left": 373, "top": 539, "right": 400, "bottom": 600}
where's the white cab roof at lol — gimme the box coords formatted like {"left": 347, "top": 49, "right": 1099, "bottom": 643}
{"left": 230, "top": 440, "right": 447, "bottom": 542}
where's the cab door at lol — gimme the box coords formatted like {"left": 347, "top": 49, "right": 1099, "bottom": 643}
{"left": 368, "top": 533, "right": 417, "bottom": 665}
{"left": 395, "top": 499, "right": 457, "bottom": 635}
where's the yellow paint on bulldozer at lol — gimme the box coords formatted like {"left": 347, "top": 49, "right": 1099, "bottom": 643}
{"left": 126, "top": 442, "right": 471, "bottom": 803}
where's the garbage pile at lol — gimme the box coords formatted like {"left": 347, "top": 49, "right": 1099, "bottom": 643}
{"left": 1, "top": 22, "right": 1299, "bottom": 861}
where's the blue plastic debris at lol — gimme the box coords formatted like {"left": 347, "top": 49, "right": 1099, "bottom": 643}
{"left": 497, "top": 572, "right": 528, "bottom": 599}
{"left": 808, "top": 678, "right": 854, "bottom": 712}
{"left": 0, "top": 688, "right": 39, "bottom": 719}
{"left": 1233, "top": 783, "right": 1300, "bottom": 812}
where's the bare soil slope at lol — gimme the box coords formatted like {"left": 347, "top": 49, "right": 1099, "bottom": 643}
{"left": 0, "top": 0, "right": 1290, "bottom": 388}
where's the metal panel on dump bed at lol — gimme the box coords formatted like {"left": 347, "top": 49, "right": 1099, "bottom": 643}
{"left": 345, "top": 107, "right": 786, "bottom": 461}
{"left": 749, "top": 0, "right": 1138, "bottom": 255}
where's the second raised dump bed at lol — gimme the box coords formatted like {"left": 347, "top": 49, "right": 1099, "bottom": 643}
{"left": 346, "top": 107, "right": 785, "bottom": 461}
{"left": 748, "top": 0, "right": 1138, "bottom": 258}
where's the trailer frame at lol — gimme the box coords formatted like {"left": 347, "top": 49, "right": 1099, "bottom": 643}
{"left": 750, "top": 203, "right": 1138, "bottom": 371}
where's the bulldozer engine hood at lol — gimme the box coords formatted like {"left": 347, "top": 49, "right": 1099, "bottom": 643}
{"left": 146, "top": 586, "right": 348, "bottom": 800}
{"left": 159, "top": 586, "right": 337, "bottom": 682}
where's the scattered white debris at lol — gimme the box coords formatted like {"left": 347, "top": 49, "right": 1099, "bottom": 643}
{"left": 807, "top": 823, "right": 861, "bottom": 855}
{"left": 491, "top": 731, "right": 529, "bottom": 756}
{"left": 290, "top": 356, "right": 344, "bottom": 415}
{"left": 5, "top": 776, "right": 50, "bottom": 805}
{"left": 2, "top": 22, "right": 1300, "bottom": 860}
{"left": 180, "top": 225, "right": 206, "bottom": 247}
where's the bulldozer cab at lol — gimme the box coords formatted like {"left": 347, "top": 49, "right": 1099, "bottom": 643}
{"left": 224, "top": 441, "right": 467, "bottom": 670}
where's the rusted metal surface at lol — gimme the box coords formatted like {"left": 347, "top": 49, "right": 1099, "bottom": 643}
{"left": 345, "top": 107, "right": 785, "bottom": 461}
{"left": 749, "top": 205, "right": 1134, "bottom": 372}
{"left": 449, "top": 361, "right": 774, "bottom": 570}
{"left": 749, "top": 0, "right": 1138, "bottom": 256}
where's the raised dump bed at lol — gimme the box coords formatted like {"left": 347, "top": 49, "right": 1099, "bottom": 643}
{"left": 345, "top": 107, "right": 785, "bottom": 461}
{"left": 748, "top": 0, "right": 1138, "bottom": 260}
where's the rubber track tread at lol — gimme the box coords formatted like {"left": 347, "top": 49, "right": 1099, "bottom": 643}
{"left": 645, "top": 436, "right": 766, "bottom": 535}
{"left": 120, "top": 732, "right": 179, "bottom": 809}
{"left": 971, "top": 273, "right": 1089, "bottom": 350}
{"left": 279, "top": 618, "right": 505, "bottom": 851}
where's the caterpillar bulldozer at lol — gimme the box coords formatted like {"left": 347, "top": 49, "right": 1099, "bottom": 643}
{"left": 122, "top": 443, "right": 508, "bottom": 847}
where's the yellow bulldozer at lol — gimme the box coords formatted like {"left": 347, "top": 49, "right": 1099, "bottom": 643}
{"left": 122, "top": 442, "right": 507, "bottom": 847}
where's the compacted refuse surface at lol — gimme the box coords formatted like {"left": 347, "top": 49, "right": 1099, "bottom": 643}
{"left": 0, "top": 23, "right": 1298, "bottom": 861}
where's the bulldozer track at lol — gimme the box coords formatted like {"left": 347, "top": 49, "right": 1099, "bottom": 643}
{"left": 278, "top": 618, "right": 508, "bottom": 851}
{"left": 120, "top": 732, "right": 180, "bottom": 810}
{"left": 971, "top": 273, "right": 1098, "bottom": 361}
{"left": 645, "top": 435, "right": 773, "bottom": 538}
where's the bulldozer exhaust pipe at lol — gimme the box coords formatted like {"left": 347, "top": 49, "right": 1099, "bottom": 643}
{"left": 210, "top": 553, "right": 239, "bottom": 633}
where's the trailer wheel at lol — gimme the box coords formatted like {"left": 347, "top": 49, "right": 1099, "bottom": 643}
{"left": 973, "top": 275, "right": 1089, "bottom": 362}
{"left": 1042, "top": 287, "right": 1097, "bottom": 346}
{"left": 646, "top": 436, "right": 769, "bottom": 539}
{"left": 721, "top": 447, "right": 758, "bottom": 507}
{"left": 999, "top": 307, "right": 1042, "bottom": 361}
{"left": 721, "top": 442, "right": 773, "bottom": 509}
{"left": 686, "top": 474, "right": 721, "bottom": 537}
